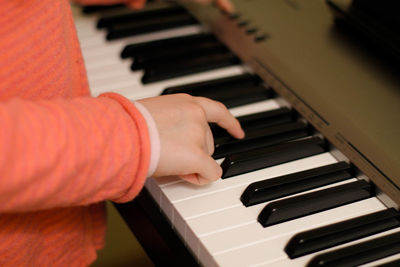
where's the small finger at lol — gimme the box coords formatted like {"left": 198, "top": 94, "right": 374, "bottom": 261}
{"left": 181, "top": 150, "right": 222, "bottom": 185}
{"left": 195, "top": 152, "right": 222, "bottom": 182}
{"left": 180, "top": 173, "right": 208, "bottom": 185}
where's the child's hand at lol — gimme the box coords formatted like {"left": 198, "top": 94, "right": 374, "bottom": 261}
{"left": 137, "top": 94, "right": 244, "bottom": 185}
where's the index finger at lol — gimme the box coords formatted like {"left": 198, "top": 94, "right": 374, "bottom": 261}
{"left": 194, "top": 97, "right": 245, "bottom": 139}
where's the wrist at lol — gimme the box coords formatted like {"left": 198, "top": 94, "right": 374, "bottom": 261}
{"left": 134, "top": 101, "right": 160, "bottom": 177}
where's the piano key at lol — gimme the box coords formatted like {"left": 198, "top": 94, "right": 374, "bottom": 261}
{"left": 241, "top": 161, "right": 352, "bottom": 207}
{"left": 86, "top": 61, "right": 133, "bottom": 82}
{"left": 213, "top": 121, "right": 310, "bottom": 159}
{"left": 130, "top": 43, "right": 227, "bottom": 71}
{"left": 121, "top": 33, "right": 217, "bottom": 58}
{"left": 285, "top": 208, "right": 400, "bottom": 259}
{"left": 365, "top": 256, "right": 400, "bottom": 267}
{"left": 155, "top": 153, "right": 337, "bottom": 237}
{"left": 211, "top": 107, "right": 295, "bottom": 142}
{"left": 258, "top": 179, "right": 373, "bottom": 227}
{"left": 82, "top": 4, "right": 125, "bottom": 14}
{"left": 150, "top": 106, "right": 305, "bottom": 211}
{"left": 161, "top": 153, "right": 337, "bottom": 204}
{"left": 307, "top": 231, "right": 400, "bottom": 267}
{"left": 177, "top": 163, "right": 354, "bottom": 256}
{"left": 79, "top": 24, "right": 203, "bottom": 50}
{"left": 221, "top": 136, "right": 327, "bottom": 178}
{"left": 106, "top": 13, "right": 198, "bottom": 40}
{"left": 88, "top": 73, "right": 142, "bottom": 93}
{"left": 249, "top": 227, "right": 400, "bottom": 267}
{"left": 141, "top": 51, "right": 240, "bottom": 84}
{"left": 228, "top": 99, "right": 281, "bottom": 117}
{"left": 162, "top": 73, "right": 273, "bottom": 108}
{"left": 178, "top": 177, "right": 357, "bottom": 222}
{"left": 80, "top": 25, "right": 203, "bottom": 60}
{"left": 214, "top": 120, "right": 306, "bottom": 148}
{"left": 162, "top": 73, "right": 261, "bottom": 95}
{"left": 182, "top": 177, "right": 357, "bottom": 237}
{"left": 97, "top": 5, "right": 187, "bottom": 29}
{"left": 92, "top": 65, "right": 248, "bottom": 99}
{"left": 167, "top": 156, "right": 349, "bottom": 256}
{"left": 200, "top": 198, "right": 386, "bottom": 267}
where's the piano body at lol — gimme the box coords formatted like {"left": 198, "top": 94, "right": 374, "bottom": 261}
{"left": 72, "top": 0, "right": 400, "bottom": 266}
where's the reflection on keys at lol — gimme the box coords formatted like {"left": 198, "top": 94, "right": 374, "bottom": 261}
{"left": 72, "top": 3, "right": 400, "bottom": 266}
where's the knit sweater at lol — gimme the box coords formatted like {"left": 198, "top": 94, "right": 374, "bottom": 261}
{"left": 0, "top": 0, "right": 149, "bottom": 266}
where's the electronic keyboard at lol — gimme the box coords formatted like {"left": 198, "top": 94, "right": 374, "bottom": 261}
{"left": 72, "top": 1, "right": 400, "bottom": 266}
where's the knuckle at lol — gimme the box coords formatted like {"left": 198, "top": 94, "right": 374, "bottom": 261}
{"left": 176, "top": 93, "right": 192, "bottom": 100}
{"left": 190, "top": 103, "right": 206, "bottom": 118}
{"left": 215, "top": 100, "right": 227, "bottom": 111}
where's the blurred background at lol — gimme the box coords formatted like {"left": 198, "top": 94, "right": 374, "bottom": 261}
{"left": 91, "top": 202, "right": 154, "bottom": 267}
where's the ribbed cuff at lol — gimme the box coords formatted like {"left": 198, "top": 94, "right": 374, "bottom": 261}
{"left": 99, "top": 92, "right": 150, "bottom": 202}
{"left": 134, "top": 102, "right": 160, "bottom": 177}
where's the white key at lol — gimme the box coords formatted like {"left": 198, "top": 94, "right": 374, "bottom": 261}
{"left": 75, "top": 9, "right": 256, "bottom": 104}
{"left": 80, "top": 25, "right": 203, "bottom": 49}
{"left": 86, "top": 62, "right": 133, "bottom": 82}
{"left": 195, "top": 182, "right": 373, "bottom": 250}
{"left": 163, "top": 153, "right": 336, "bottom": 206}
{"left": 128, "top": 66, "right": 248, "bottom": 100}
{"left": 182, "top": 177, "right": 359, "bottom": 263}
{"left": 254, "top": 227, "right": 400, "bottom": 267}
{"left": 211, "top": 198, "right": 387, "bottom": 267}
{"left": 160, "top": 153, "right": 338, "bottom": 261}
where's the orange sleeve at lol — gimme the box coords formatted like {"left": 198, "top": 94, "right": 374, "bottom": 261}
{"left": 0, "top": 93, "right": 150, "bottom": 213}
{"left": 72, "top": 0, "right": 147, "bottom": 9}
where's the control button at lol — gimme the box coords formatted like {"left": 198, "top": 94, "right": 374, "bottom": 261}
{"left": 246, "top": 27, "right": 258, "bottom": 34}
{"left": 254, "top": 34, "right": 269, "bottom": 42}
{"left": 228, "top": 13, "right": 240, "bottom": 20}
{"left": 237, "top": 20, "right": 249, "bottom": 27}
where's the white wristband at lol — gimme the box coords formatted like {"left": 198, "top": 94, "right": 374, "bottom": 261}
{"left": 134, "top": 102, "right": 160, "bottom": 177}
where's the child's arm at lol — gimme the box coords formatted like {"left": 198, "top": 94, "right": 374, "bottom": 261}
{"left": 0, "top": 94, "right": 150, "bottom": 213}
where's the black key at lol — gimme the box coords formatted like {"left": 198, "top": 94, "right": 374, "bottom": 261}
{"left": 131, "top": 43, "right": 228, "bottom": 70}
{"left": 121, "top": 33, "right": 216, "bottom": 58}
{"left": 221, "top": 136, "right": 327, "bottom": 179}
{"left": 307, "top": 232, "right": 400, "bottom": 267}
{"left": 258, "top": 180, "right": 373, "bottom": 227}
{"left": 215, "top": 120, "right": 307, "bottom": 149}
{"left": 213, "top": 121, "right": 309, "bottom": 159}
{"left": 241, "top": 161, "right": 352, "bottom": 207}
{"left": 162, "top": 73, "right": 261, "bottom": 95}
{"left": 285, "top": 208, "right": 400, "bottom": 259}
{"left": 236, "top": 108, "right": 295, "bottom": 129}
{"left": 82, "top": 4, "right": 125, "bottom": 14}
{"left": 97, "top": 5, "right": 186, "bottom": 28}
{"left": 211, "top": 107, "right": 295, "bottom": 143}
{"left": 142, "top": 52, "right": 240, "bottom": 84}
{"left": 106, "top": 13, "right": 198, "bottom": 40}
{"left": 162, "top": 74, "right": 273, "bottom": 108}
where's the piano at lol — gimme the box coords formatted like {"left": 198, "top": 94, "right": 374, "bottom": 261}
{"left": 72, "top": 1, "right": 400, "bottom": 266}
